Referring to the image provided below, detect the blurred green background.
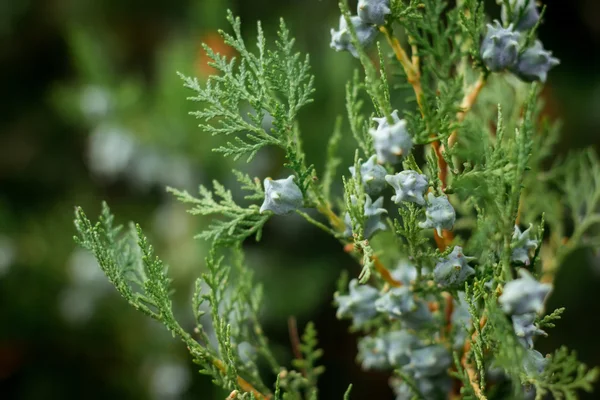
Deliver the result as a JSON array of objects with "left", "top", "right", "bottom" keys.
[{"left": 1, "top": 0, "right": 600, "bottom": 399}]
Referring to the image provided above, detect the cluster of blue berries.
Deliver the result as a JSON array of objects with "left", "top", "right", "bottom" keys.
[
  {"left": 511, "top": 224, "right": 539, "bottom": 266},
  {"left": 259, "top": 175, "right": 303, "bottom": 215},
  {"left": 336, "top": 261, "right": 471, "bottom": 399},
  {"left": 330, "top": 0, "right": 391, "bottom": 57},
  {"left": 499, "top": 268, "right": 552, "bottom": 395},
  {"left": 343, "top": 110, "right": 463, "bottom": 255},
  {"left": 481, "top": 1, "right": 559, "bottom": 82}
]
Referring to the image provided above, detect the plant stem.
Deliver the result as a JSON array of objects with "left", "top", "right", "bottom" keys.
[
  {"left": 343, "top": 243, "right": 403, "bottom": 287},
  {"left": 373, "top": 254, "right": 402, "bottom": 287},
  {"left": 461, "top": 316, "right": 488, "bottom": 400},
  {"left": 296, "top": 210, "right": 337, "bottom": 236},
  {"left": 213, "top": 359, "right": 271, "bottom": 400},
  {"left": 287, "top": 316, "right": 306, "bottom": 377},
  {"left": 380, "top": 26, "right": 423, "bottom": 109},
  {"left": 447, "top": 74, "right": 487, "bottom": 149}
]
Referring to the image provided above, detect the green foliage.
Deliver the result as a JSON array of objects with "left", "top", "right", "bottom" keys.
[
  {"left": 167, "top": 179, "right": 270, "bottom": 247},
  {"left": 179, "top": 10, "right": 315, "bottom": 191},
  {"left": 74, "top": 2, "right": 600, "bottom": 400},
  {"left": 538, "top": 307, "right": 565, "bottom": 330},
  {"left": 290, "top": 322, "right": 325, "bottom": 400},
  {"left": 557, "top": 150, "right": 600, "bottom": 252},
  {"left": 530, "top": 347, "right": 599, "bottom": 399}
]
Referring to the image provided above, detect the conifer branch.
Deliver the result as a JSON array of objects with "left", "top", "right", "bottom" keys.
[
  {"left": 72, "top": 3, "right": 598, "bottom": 400},
  {"left": 381, "top": 25, "right": 455, "bottom": 251}
]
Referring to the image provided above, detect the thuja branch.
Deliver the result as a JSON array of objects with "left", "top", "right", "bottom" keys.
[{"left": 73, "top": 2, "right": 599, "bottom": 400}]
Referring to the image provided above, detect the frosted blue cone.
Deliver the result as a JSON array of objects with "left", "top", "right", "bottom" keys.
[
  {"left": 349, "top": 155, "right": 388, "bottom": 196},
  {"left": 501, "top": 0, "right": 540, "bottom": 32},
  {"left": 335, "top": 279, "right": 380, "bottom": 327},
  {"left": 418, "top": 192, "right": 456, "bottom": 236},
  {"left": 511, "top": 224, "right": 539, "bottom": 265},
  {"left": 260, "top": 175, "right": 303, "bottom": 215},
  {"left": 375, "top": 286, "right": 433, "bottom": 329},
  {"left": 343, "top": 195, "right": 387, "bottom": 239},
  {"left": 357, "top": 0, "right": 391, "bottom": 26},
  {"left": 512, "top": 312, "right": 546, "bottom": 349},
  {"left": 390, "top": 260, "right": 418, "bottom": 286},
  {"left": 404, "top": 344, "right": 452, "bottom": 378},
  {"left": 433, "top": 246, "right": 475, "bottom": 288},
  {"left": 499, "top": 269, "right": 552, "bottom": 315},
  {"left": 330, "top": 15, "right": 378, "bottom": 58},
  {"left": 481, "top": 21, "right": 520, "bottom": 72},
  {"left": 511, "top": 40, "right": 560, "bottom": 83},
  {"left": 385, "top": 170, "right": 429, "bottom": 206},
  {"left": 357, "top": 335, "right": 390, "bottom": 370},
  {"left": 370, "top": 111, "right": 413, "bottom": 164},
  {"left": 384, "top": 330, "right": 422, "bottom": 367}
]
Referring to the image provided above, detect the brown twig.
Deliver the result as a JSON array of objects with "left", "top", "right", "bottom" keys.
[
  {"left": 213, "top": 359, "right": 270, "bottom": 400},
  {"left": 343, "top": 244, "right": 403, "bottom": 287},
  {"left": 433, "top": 218, "right": 454, "bottom": 250},
  {"left": 380, "top": 26, "right": 423, "bottom": 108},
  {"left": 373, "top": 254, "right": 403, "bottom": 287},
  {"left": 317, "top": 203, "right": 346, "bottom": 233},
  {"left": 447, "top": 75, "right": 487, "bottom": 149},
  {"left": 459, "top": 316, "right": 488, "bottom": 400},
  {"left": 287, "top": 316, "right": 306, "bottom": 377}
]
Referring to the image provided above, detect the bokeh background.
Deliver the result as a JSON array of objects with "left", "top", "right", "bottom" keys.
[{"left": 1, "top": 0, "right": 600, "bottom": 399}]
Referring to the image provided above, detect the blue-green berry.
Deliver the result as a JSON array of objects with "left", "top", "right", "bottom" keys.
[
  {"left": 335, "top": 279, "right": 379, "bottom": 327},
  {"left": 375, "top": 287, "right": 433, "bottom": 329},
  {"left": 370, "top": 111, "right": 413, "bottom": 164},
  {"left": 349, "top": 155, "right": 388, "bottom": 196},
  {"left": 357, "top": 0, "right": 390, "bottom": 26},
  {"left": 512, "top": 313, "right": 546, "bottom": 349},
  {"left": 375, "top": 287, "right": 417, "bottom": 316},
  {"left": 390, "top": 260, "right": 417, "bottom": 286},
  {"left": 344, "top": 195, "right": 388, "bottom": 239},
  {"left": 385, "top": 170, "right": 429, "bottom": 206},
  {"left": 404, "top": 345, "right": 452, "bottom": 379},
  {"left": 511, "top": 40, "right": 560, "bottom": 83},
  {"left": 433, "top": 246, "right": 475, "bottom": 288},
  {"left": 511, "top": 224, "right": 539, "bottom": 265},
  {"left": 418, "top": 193, "right": 456, "bottom": 236},
  {"left": 330, "top": 15, "right": 378, "bottom": 58},
  {"left": 499, "top": 269, "right": 552, "bottom": 315},
  {"left": 480, "top": 21, "right": 521, "bottom": 72},
  {"left": 501, "top": 0, "right": 540, "bottom": 32},
  {"left": 523, "top": 349, "right": 548, "bottom": 376},
  {"left": 260, "top": 176, "right": 303, "bottom": 215},
  {"left": 357, "top": 335, "right": 390, "bottom": 370},
  {"left": 385, "top": 330, "right": 422, "bottom": 367}
]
